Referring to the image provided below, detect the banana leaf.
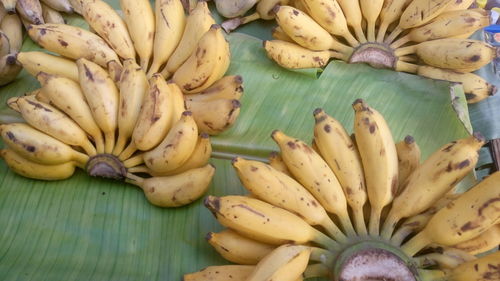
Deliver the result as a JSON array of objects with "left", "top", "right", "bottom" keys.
[{"left": 0, "top": 8, "right": 486, "bottom": 281}]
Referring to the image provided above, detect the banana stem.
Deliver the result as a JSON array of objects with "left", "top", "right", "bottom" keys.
[
  {"left": 339, "top": 210, "right": 357, "bottom": 237},
  {"left": 127, "top": 165, "right": 149, "bottom": 174},
  {"left": 321, "top": 217, "right": 348, "bottom": 243},
  {"left": 401, "top": 231, "right": 431, "bottom": 257},
  {"left": 74, "top": 161, "right": 86, "bottom": 170},
  {"left": 398, "top": 55, "right": 417, "bottom": 63},
  {"left": 159, "top": 66, "right": 171, "bottom": 79},
  {"left": 92, "top": 132, "right": 105, "bottom": 154},
  {"left": 367, "top": 21, "right": 376, "bottom": 42},
  {"left": 140, "top": 57, "right": 150, "bottom": 72},
  {"left": 418, "top": 269, "right": 446, "bottom": 281},
  {"left": 395, "top": 61, "right": 418, "bottom": 74},
  {"left": 104, "top": 131, "right": 115, "bottom": 154},
  {"left": 343, "top": 31, "right": 360, "bottom": 47},
  {"left": 330, "top": 39, "right": 354, "bottom": 57},
  {"left": 125, "top": 172, "right": 145, "bottom": 187},
  {"left": 310, "top": 247, "right": 335, "bottom": 266},
  {"left": 384, "top": 26, "right": 404, "bottom": 44},
  {"left": 312, "top": 229, "right": 341, "bottom": 253},
  {"left": 329, "top": 50, "right": 349, "bottom": 61},
  {"left": 390, "top": 226, "right": 413, "bottom": 246},
  {"left": 394, "top": 45, "right": 417, "bottom": 57},
  {"left": 303, "top": 263, "right": 330, "bottom": 279},
  {"left": 376, "top": 22, "right": 390, "bottom": 43},
  {"left": 353, "top": 25, "right": 367, "bottom": 43},
  {"left": 81, "top": 140, "right": 97, "bottom": 156},
  {"left": 390, "top": 34, "right": 411, "bottom": 49},
  {"left": 380, "top": 211, "right": 399, "bottom": 240},
  {"left": 123, "top": 153, "right": 144, "bottom": 168},
  {"left": 72, "top": 151, "right": 90, "bottom": 167},
  {"left": 112, "top": 133, "right": 128, "bottom": 156},
  {"left": 368, "top": 207, "right": 382, "bottom": 236},
  {"left": 352, "top": 207, "right": 368, "bottom": 236},
  {"left": 119, "top": 142, "right": 137, "bottom": 161},
  {"left": 221, "top": 12, "right": 261, "bottom": 33}
]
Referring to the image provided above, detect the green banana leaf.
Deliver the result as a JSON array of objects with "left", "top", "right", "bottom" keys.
[{"left": 0, "top": 6, "right": 491, "bottom": 281}]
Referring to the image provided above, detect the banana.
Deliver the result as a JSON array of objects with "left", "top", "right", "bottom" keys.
[
  {"left": 415, "top": 247, "right": 476, "bottom": 269},
  {"left": 313, "top": 108, "right": 367, "bottom": 235},
  {"left": 41, "top": 3, "right": 65, "bottom": 24},
  {"left": 119, "top": 0, "right": 154, "bottom": 69},
  {"left": 268, "top": 151, "right": 291, "bottom": 176},
  {"left": 352, "top": 99, "right": 398, "bottom": 236},
  {"left": 1, "top": 0, "right": 17, "bottom": 13},
  {"left": 81, "top": 0, "right": 134, "bottom": 60},
  {"left": 1, "top": 13, "right": 22, "bottom": 52},
  {"left": 382, "top": 133, "right": 485, "bottom": 239},
  {"left": 206, "top": 229, "right": 275, "bottom": 265},
  {"left": 15, "top": 96, "right": 96, "bottom": 155},
  {"left": 232, "top": 157, "right": 348, "bottom": 242},
  {"left": 452, "top": 224, "right": 500, "bottom": 255},
  {"left": 417, "top": 65, "right": 497, "bottom": 104},
  {"left": 445, "top": 251, "right": 500, "bottom": 281},
  {"left": 76, "top": 58, "right": 118, "bottom": 154},
  {"left": 112, "top": 59, "right": 147, "bottom": 156},
  {"left": 336, "top": 0, "right": 366, "bottom": 42},
  {"left": 399, "top": 0, "right": 455, "bottom": 29},
  {"left": 271, "top": 130, "right": 356, "bottom": 237},
  {"left": 126, "top": 164, "right": 215, "bottom": 207},
  {"left": 16, "top": 51, "right": 79, "bottom": 81},
  {"left": 401, "top": 171, "right": 500, "bottom": 256},
  {"left": 0, "top": 123, "right": 88, "bottom": 165},
  {"left": 167, "top": 81, "right": 187, "bottom": 123},
  {"left": 148, "top": 0, "right": 186, "bottom": 75},
  {"left": 263, "top": 40, "right": 342, "bottom": 69},
  {"left": 246, "top": 244, "right": 311, "bottom": 281},
  {"left": 162, "top": 1, "right": 215, "bottom": 78},
  {"left": 185, "top": 98, "right": 241, "bottom": 135},
  {"left": 300, "top": 0, "right": 358, "bottom": 47},
  {"left": 446, "top": 0, "right": 475, "bottom": 11},
  {"left": 214, "top": 0, "right": 258, "bottom": 18},
  {"left": 40, "top": 0, "right": 72, "bottom": 13},
  {"left": 184, "top": 265, "right": 255, "bottom": 281},
  {"left": 143, "top": 111, "right": 198, "bottom": 174},
  {"left": 377, "top": 0, "right": 413, "bottom": 42},
  {"left": 0, "top": 148, "right": 77, "bottom": 180},
  {"left": 271, "top": 26, "right": 293, "bottom": 42},
  {"left": 184, "top": 75, "right": 243, "bottom": 103},
  {"left": 359, "top": 0, "right": 384, "bottom": 42},
  {"left": 36, "top": 72, "right": 105, "bottom": 154},
  {"left": 0, "top": 53, "right": 21, "bottom": 86},
  {"left": 395, "top": 135, "right": 421, "bottom": 188},
  {"left": 204, "top": 195, "right": 338, "bottom": 249},
  {"left": 220, "top": 0, "right": 289, "bottom": 33},
  {"left": 274, "top": 5, "right": 352, "bottom": 54},
  {"left": 16, "top": 0, "right": 43, "bottom": 24},
  {"left": 391, "top": 9, "right": 491, "bottom": 49},
  {"left": 27, "top": 23, "right": 120, "bottom": 67}
]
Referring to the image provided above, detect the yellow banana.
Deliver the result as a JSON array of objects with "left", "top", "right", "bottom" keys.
[
  {"left": 162, "top": 1, "right": 215, "bottom": 78},
  {"left": 336, "top": 0, "right": 366, "bottom": 42},
  {"left": 382, "top": 133, "right": 485, "bottom": 239},
  {"left": 185, "top": 98, "right": 241, "bottom": 135},
  {"left": 359, "top": 0, "right": 384, "bottom": 42},
  {"left": 204, "top": 195, "right": 338, "bottom": 249},
  {"left": 143, "top": 111, "right": 198, "bottom": 173},
  {"left": 0, "top": 53, "right": 21, "bottom": 86},
  {"left": 271, "top": 26, "right": 293, "bottom": 43},
  {"left": 148, "top": 0, "right": 186, "bottom": 75},
  {"left": 313, "top": 108, "right": 367, "bottom": 235},
  {"left": 1, "top": 149, "right": 77, "bottom": 180},
  {"left": 267, "top": 151, "right": 291, "bottom": 176},
  {"left": 377, "top": 0, "right": 413, "bottom": 42},
  {"left": 214, "top": 0, "right": 259, "bottom": 18},
  {"left": 76, "top": 58, "right": 118, "bottom": 154},
  {"left": 206, "top": 229, "right": 275, "bottom": 265},
  {"left": 271, "top": 130, "right": 356, "bottom": 237},
  {"left": 352, "top": 99, "right": 398, "bottom": 236},
  {"left": 452, "top": 224, "right": 500, "bottom": 255},
  {"left": 1, "top": 13, "right": 22, "bottom": 52},
  {"left": 37, "top": 72, "right": 105, "bottom": 154},
  {"left": 417, "top": 65, "right": 497, "bottom": 104},
  {"left": 184, "top": 265, "right": 255, "bottom": 281},
  {"left": 415, "top": 247, "right": 476, "bottom": 269},
  {"left": 126, "top": 164, "right": 215, "bottom": 207},
  {"left": 41, "top": 3, "right": 65, "bottom": 24},
  {"left": 16, "top": 51, "right": 79, "bottom": 81},
  {"left": 0, "top": 123, "right": 88, "bottom": 165},
  {"left": 16, "top": 96, "right": 96, "bottom": 155},
  {"left": 184, "top": 75, "right": 243, "bottom": 103},
  {"left": 119, "top": 0, "right": 155, "bottom": 69},
  {"left": 445, "top": 251, "right": 500, "bottom": 281},
  {"left": 446, "top": 0, "right": 475, "bottom": 11},
  {"left": 232, "top": 157, "right": 348, "bottom": 242},
  {"left": 395, "top": 135, "right": 421, "bottom": 188},
  {"left": 246, "top": 244, "right": 311, "bottom": 281},
  {"left": 166, "top": 81, "right": 186, "bottom": 123},
  {"left": 1, "top": 0, "right": 17, "bottom": 13},
  {"left": 16, "top": 0, "right": 43, "bottom": 24},
  {"left": 402, "top": 171, "right": 500, "bottom": 256},
  {"left": 399, "top": 0, "right": 455, "bottom": 29},
  {"left": 27, "top": 23, "right": 120, "bottom": 67},
  {"left": 40, "top": 0, "right": 72, "bottom": 12},
  {"left": 113, "top": 59, "right": 147, "bottom": 156}
]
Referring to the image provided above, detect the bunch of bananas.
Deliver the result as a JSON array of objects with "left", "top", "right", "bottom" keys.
[
  {"left": 15, "top": 0, "right": 242, "bottom": 134},
  {"left": 222, "top": 0, "right": 497, "bottom": 104},
  {"left": 185, "top": 99, "right": 499, "bottom": 280}
]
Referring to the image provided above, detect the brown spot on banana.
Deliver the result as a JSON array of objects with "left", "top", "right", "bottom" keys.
[
  {"left": 26, "top": 100, "right": 52, "bottom": 112},
  {"left": 83, "top": 64, "right": 94, "bottom": 81},
  {"left": 460, "top": 221, "right": 480, "bottom": 231},
  {"left": 468, "top": 55, "right": 481, "bottom": 62},
  {"left": 478, "top": 197, "right": 500, "bottom": 216},
  {"left": 58, "top": 39, "right": 68, "bottom": 47}
]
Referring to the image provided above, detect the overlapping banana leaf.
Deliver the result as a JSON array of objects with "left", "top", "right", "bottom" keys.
[{"left": 0, "top": 7, "right": 493, "bottom": 280}]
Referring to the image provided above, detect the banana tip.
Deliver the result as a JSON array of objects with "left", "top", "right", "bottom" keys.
[
  {"left": 268, "top": 151, "right": 279, "bottom": 158},
  {"left": 182, "top": 111, "right": 193, "bottom": 116},
  {"left": 231, "top": 157, "right": 239, "bottom": 166},
  {"left": 271, "top": 129, "right": 281, "bottom": 140},
  {"left": 203, "top": 195, "right": 220, "bottom": 214},
  {"left": 490, "top": 85, "right": 497, "bottom": 96},
  {"left": 231, "top": 99, "right": 241, "bottom": 108},
  {"left": 205, "top": 232, "right": 213, "bottom": 241},
  {"left": 272, "top": 4, "right": 281, "bottom": 14},
  {"left": 200, "top": 132, "right": 209, "bottom": 139},
  {"left": 234, "top": 75, "right": 243, "bottom": 84},
  {"left": 352, "top": 99, "right": 368, "bottom": 111},
  {"left": 262, "top": 40, "right": 268, "bottom": 48},
  {"left": 6, "top": 54, "right": 17, "bottom": 66},
  {"left": 404, "top": 135, "right": 415, "bottom": 145},
  {"left": 473, "top": 132, "right": 485, "bottom": 143}
]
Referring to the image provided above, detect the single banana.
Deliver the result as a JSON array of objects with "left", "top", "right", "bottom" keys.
[
  {"left": 16, "top": 51, "right": 79, "bottom": 81},
  {"left": 184, "top": 265, "right": 255, "bottom": 281},
  {"left": 112, "top": 59, "right": 147, "bottom": 156},
  {"left": 185, "top": 98, "right": 241, "bottom": 135},
  {"left": 126, "top": 164, "right": 215, "bottom": 208},
  {"left": 1, "top": 13, "right": 22, "bottom": 52},
  {"left": 246, "top": 244, "right": 311, "bottom": 281},
  {"left": 414, "top": 247, "right": 476, "bottom": 269},
  {"left": 395, "top": 135, "right": 421, "bottom": 188},
  {"left": 27, "top": 23, "right": 120, "bottom": 67},
  {"left": 313, "top": 108, "right": 368, "bottom": 235},
  {"left": 1, "top": 149, "right": 77, "bottom": 180},
  {"left": 16, "top": 0, "right": 43, "bottom": 24},
  {"left": 143, "top": 111, "right": 198, "bottom": 174},
  {"left": 376, "top": 0, "right": 413, "bottom": 42},
  {"left": 162, "top": 1, "right": 215, "bottom": 78},
  {"left": 40, "top": 0, "right": 72, "bottom": 13},
  {"left": 221, "top": 0, "right": 289, "bottom": 33},
  {"left": 1, "top": 0, "right": 17, "bottom": 13},
  {"left": 214, "top": 0, "right": 259, "bottom": 18},
  {"left": 204, "top": 195, "right": 338, "bottom": 249},
  {"left": 167, "top": 81, "right": 187, "bottom": 123},
  {"left": 148, "top": 0, "right": 186, "bottom": 75},
  {"left": 41, "top": 3, "right": 65, "bottom": 24},
  {"left": 452, "top": 224, "right": 500, "bottom": 255},
  {"left": 336, "top": 0, "right": 366, "bottom": 42},
  {"left": 36, "top": 72, "right": 105, "bottom": 154},
  {"left": 81, "top": 0, "right": 134, "bottom": 60},
  {"left": 15, "top": 96, "right": 96, "bottom": 155},
  {"left": 263, "top": 40, "right": 342, "bottom": 69},
  {"left": 445, "top": 251, "right": 500, "bottom": 281},
  {"left": 268, "top": 151, "right": 291, "bottom": 176},
  {"left": 399, "top": 0, "right": 455, "bottom": 29},
  {"left": 271, "top": 26, "right": 293, "bottom": 42},
  {"left": 300, "top": 0, "right": 358, "bottom": 47},
  {"left": 0, "top": 123, "right": 88, "bottom": 165},
  {"left": 271, "top": 130, "right": 356, "bottom": 237},
  {"left": 417, "top": 65, "right": 497, "bottom": 104},
  {"left": 77, "top": 58, "right": 118, "bottom": 154},
  {"left": 352, "top": 99, "right": 398, "bottom": 236},
  {"left": 0, "top": 53, "right": 21, "bottom": 86},
  {"left": 359, "top": 0, "right": 384, "bottom": 42},
  {"left": 232, "top": 157, "right": 348, "bottom": 242},
  {"left": 184, "top": 75, "right": 243, "bottom": 103},
  {"left": 206, "top": 229, "right": 275, "bottom": 265},
  {"left": 401, "top": 171, "right": 500, "bottom": 256},
  {"left": 382, "top": 133, "right": 485, "bottom": 239}
]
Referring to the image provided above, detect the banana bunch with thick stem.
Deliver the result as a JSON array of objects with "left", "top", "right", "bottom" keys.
[
  {"left": 1, "top": 56, "right": 217, "bottom": 208},
  {"left": 224, "top": 0, "right": 496, "bottom": 104},
  {"left": 185, "top": 99, "right": 499, "bottom": 281}
]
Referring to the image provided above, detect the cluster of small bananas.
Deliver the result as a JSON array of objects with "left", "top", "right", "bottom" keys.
[
  {"left": 185, "top": 99, "right": 499, "bottom": 281},
  {"left": 221, "top": 0, "right": 497, "bottom": 104}
]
